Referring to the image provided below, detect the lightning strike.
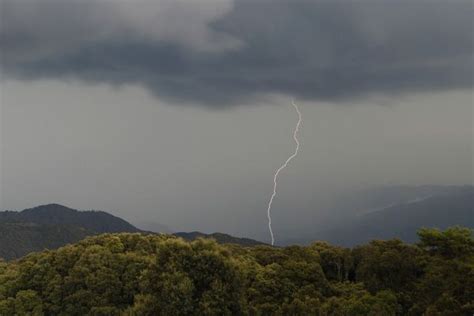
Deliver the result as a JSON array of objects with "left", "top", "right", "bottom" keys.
[{"left": 266, "top": 100, "right": 302, "bottom": 246}]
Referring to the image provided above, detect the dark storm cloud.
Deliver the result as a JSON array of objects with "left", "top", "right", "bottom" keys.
[{"left": 1, "top": 0, "right": 472, "bottom": 106}]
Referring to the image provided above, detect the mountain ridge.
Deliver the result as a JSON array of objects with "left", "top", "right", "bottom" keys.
[
  {"left": 0, "top": 204, "right": 265, "bottom": 260},
  {"left": 1, "top": 203, "right": 140, "bottom": 233},
  {"left": 283, "top": 187, "right": 474, "bottom": 246}
]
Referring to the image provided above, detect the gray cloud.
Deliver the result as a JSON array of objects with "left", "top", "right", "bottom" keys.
[{"left": 1, "top": 0, "right": 473, "bottom": 106}]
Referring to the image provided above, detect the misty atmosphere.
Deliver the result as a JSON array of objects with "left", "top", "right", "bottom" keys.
[{"left": 0, "top": 0, "right": 473, "bottom": 315}]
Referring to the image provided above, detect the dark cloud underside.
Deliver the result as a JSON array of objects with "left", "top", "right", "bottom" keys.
[{"left": 1, "top": 0, "right": 473, "bottom": 106}]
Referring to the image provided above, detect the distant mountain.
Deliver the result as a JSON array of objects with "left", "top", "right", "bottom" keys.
[
  {"left": 174, "top": 231, "right": 266, "bottom": 247},
  {"left": 323, "top": 185, "right": 472, "bottom": 219},
  {"left": 0, "top": 204, "right": 140, "bottom": 233},
  {"left": 0, "top": 204, "right": 265, "bottom": 260},
  {"left": 294, "top": 187, "right": 474, "bottom": 247},
  {"left": 276, "top": 185, "right": 473, "bottom": 243},
  {"left": 0, "top": 204, "right": 141, "bottom": 260},
  {"left": 0, "top": 222, "right": 92, "bottom": 261},
  {"left": 8, "top": 186, "right": 470, "bottom": 258}
]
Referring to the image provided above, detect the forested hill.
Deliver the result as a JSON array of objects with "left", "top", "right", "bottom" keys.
[
  {"left": 0, "top": 204, "right": 140, "bottom": 233},
  {"left": 0, "top": 227, "right": 472, "bottom": 315},
  {"left": 0, "top": 204, "right": 141, "bottom": 260},
  {"left": 0, "top": 204, "right": 265, "bottom": 260},
  {"left": 0, "top": 222, "right": 91, "bottom": 261}
]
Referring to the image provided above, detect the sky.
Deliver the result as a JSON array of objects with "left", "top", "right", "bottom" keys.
[{"left": 1, "top": 0, "right": 473, "bottom": 242}]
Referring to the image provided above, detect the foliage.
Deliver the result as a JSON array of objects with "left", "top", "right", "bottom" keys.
[{"left": 0, "top": 227, "right": 472, "bottom": 315}]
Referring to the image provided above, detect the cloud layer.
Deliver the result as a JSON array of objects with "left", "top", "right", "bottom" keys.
[{"left": 2, "top": 0, "right": 472, "bottom": 106}]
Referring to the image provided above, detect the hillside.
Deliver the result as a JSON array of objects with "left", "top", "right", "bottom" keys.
[
  {"left": 0, "top": 222, "right": 91, "bottom": 260},
  {"left": 0, "top": 204, "right": 141, "bottom": 260},
  {"left": 0, "top": 204, "right": 140, "bottom": 233},
  {"left": 0, "top": 227, "right": 472, "bottom": 315},
  {"left": 302, "top": 188, "right": 474, "bottom": 246},
  {"left": 336, "top": 185, "right": 471, "bottom": 216},
  {"left": 0, "top": 204, "right": 265, "bottom": 260}
]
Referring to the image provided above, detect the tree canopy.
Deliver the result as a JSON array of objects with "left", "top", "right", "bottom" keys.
[{"left": 0, "top": 227, "right": 472, "bottom": 315}]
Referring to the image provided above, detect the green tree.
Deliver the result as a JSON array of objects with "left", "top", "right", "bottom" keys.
[
  {"left": 311, "top": 242, "right": 353, "bottom": 282},
  {"left": 14, "top": 290, "right": 44, "bottom": 315},
  {"left": 418, "top": 226, "right": 474, "bottom": 259},
  {"left": 353, "top": 239, "right": 423, "bottom": 293},
  {"left": 0, "top": 227, "right": 472, "bottom": 315}
]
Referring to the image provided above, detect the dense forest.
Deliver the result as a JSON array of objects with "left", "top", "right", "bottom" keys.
[{"left": 0, "top": 227, "right": 472, "bottom": 315}]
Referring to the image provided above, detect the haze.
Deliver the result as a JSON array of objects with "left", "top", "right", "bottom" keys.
[{"left": 1, "top": 0, "right": 472, "bottom": 243}]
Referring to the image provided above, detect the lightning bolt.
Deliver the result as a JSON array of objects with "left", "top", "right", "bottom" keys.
[{"left": 266, "top": 100, "right": 302, "bottom": 246}]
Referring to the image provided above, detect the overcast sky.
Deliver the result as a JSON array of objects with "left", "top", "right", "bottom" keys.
[{"left": 1, "top": 0, "right": 473, "bottom": 241}]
